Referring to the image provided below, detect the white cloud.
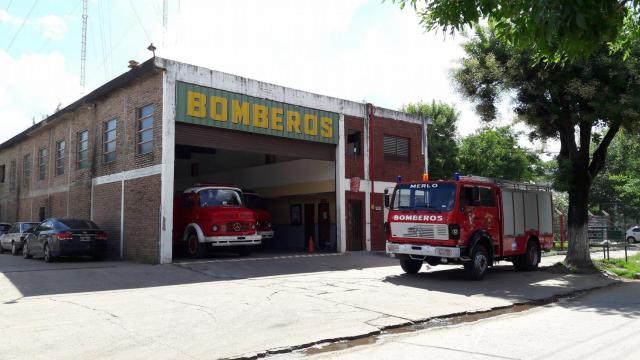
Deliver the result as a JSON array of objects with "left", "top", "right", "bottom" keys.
[
  {"left": 0, "top": 9, "right": 22, "bottom": 25},
  {"left": 36, "top": 15, "right": 69, "bottom": 40},
  {"left": 0, "top": 50, "right": 82, "bottom": 143}
]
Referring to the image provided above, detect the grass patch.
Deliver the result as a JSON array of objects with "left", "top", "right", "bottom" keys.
[{"left": 595, "top": 254, "right": 640, "bottom": 279}]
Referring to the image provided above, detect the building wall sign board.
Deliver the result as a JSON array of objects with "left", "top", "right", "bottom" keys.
[{"left": 176, "top": 81, "right": 338, "bottom": 144}]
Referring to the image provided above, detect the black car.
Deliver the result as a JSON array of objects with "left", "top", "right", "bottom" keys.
[{"left": 23, "top": 218, "right": 108, "bottom": 262}]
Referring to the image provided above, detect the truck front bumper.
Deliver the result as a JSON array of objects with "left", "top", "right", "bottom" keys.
[
  {"left": 386, "top": 241, "right": 461, "bottom": 258},
  {"left": 204, "top": 234, "right": 262, "bottom": 247}
]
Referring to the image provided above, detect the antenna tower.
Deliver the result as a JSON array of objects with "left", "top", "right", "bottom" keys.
[{"left": 81, "top": 0, "right": 88, "bottom": 90}]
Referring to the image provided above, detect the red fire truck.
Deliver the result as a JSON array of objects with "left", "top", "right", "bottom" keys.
[
  {"left": 173, "top": 185, "right": 261, "bottom": 258},
  {"left": 385, "top": 175, "right": 553, "bottom": 280}
]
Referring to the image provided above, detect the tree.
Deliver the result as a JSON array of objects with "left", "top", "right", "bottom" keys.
[
  {"left": 453, "top": 28, "right": 640, "bottom": 269},
  {"left": 403, "top": 101, "right": 459, "bottom": 181},
  {"left": 458, "top": 126, "right": 542, "bottom": 182},
  {"left": 392, "top": 0, "right": 640, "bottom": 62},
  {"left": 590, "top": 130, "right": 640, "bottom": 222}
]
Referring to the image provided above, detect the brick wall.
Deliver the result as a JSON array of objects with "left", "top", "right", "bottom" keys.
[
  {"left": 0, "top": 69, "right": 163, "bottom": 263},
  {"left": 92, "top": 182, "right": 122, "bottom": 258},
  {"left": 370, "top": 116, "right": 424, "bottom": 183},
  {"left": 123, "top": 175, "right": 161, "bottom": 263}
]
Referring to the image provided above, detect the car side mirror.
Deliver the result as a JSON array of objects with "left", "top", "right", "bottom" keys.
[{"left": 383, "top": 190, "right": 390, "bottom": 208}]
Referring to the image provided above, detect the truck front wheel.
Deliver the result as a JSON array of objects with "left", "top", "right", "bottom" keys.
[
  {"left": 187, "top": 233, "right": 206, "bottom": 259},
  {"left": 464, "top": 244, "right": 489, "bottom": 280},
  {"left": 513, "top": 240, "right": 540, "bottom": 271},
  {"left": 400, "top": 257, "right": 423, "bottom": 274}
]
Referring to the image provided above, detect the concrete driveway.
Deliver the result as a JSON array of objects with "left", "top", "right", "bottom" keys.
[{"left": 0, "top": 251, "right": 623, "bottom": 359}]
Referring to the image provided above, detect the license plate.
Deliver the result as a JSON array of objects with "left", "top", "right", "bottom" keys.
[
  {"left": 436, "top": 248, "right": 453, "bottom": 256},
  {"left": 80, "top": 236, "right": 91, "bottom": 242}
]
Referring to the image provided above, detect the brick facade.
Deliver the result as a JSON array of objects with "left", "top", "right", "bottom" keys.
[{"left": 0, "top": 67, "right": 164, "bottom": 263}]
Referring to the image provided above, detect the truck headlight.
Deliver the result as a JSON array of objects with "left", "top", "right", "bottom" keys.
[{"left": 211, "top": 224, "right": 219, "bottom": 232}]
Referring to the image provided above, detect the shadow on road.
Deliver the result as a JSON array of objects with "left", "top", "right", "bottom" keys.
[{"left": 0, "top": 251, "right": 397, "bottom": 300}]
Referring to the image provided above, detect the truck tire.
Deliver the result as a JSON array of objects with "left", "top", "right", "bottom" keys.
[
  {"left": 464, "top": 244, "right": 489, "bottom": 280},
  {"left": 513, "top": 240, "right": 540, "bottom": 271},
  {"left": 187, "top": 233, "right": 206, "bottom": 259},
  {"left": 400, "top": 257, "right": 423, "bottom": 274}
]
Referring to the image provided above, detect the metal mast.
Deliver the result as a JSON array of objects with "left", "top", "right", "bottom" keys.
[
  {"left": 162, "top": 0, "right": 168, "bottom": 48},
  {"left": 80, "top": 0, "right": 88, "bottom": 91}
]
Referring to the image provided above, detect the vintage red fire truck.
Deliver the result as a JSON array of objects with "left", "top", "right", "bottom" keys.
[
  {"left": 385, "top": 175, "right": 553, "bottom": 280},
  {"left": 173, "top": 185, "right": 261, "bottom": 258},
  {"left": 242, "top": 190, "right": 275, "bottom": 240}
]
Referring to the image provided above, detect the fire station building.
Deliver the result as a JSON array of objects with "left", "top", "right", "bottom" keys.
[{"left": 0, "top": 57, "right": 430, "bottom": 264}]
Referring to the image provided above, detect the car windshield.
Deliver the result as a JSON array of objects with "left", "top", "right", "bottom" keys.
[
  {"left": 198, "top": 189, "right": 242, "bottom": 207},
  {"left": 243, "top": 194, "right": 265, "bottom": 210},
  {"left": 58, "top": 219, "right": 100, "bottom": 230},
  {"left": 392, "top": 183, "right": 457, "bottom": 211},
  {"left": 0, "top": 224, "right": 10, "bottom": 234},
  {"left": 20, "top": 223, "right": 38, "bottom": 232}
]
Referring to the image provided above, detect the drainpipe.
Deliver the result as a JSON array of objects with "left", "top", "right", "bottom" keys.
[{"left": 367, "top": 103, "right": 375, "bottom": 194}]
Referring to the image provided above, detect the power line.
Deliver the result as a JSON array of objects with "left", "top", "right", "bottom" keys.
[
  {"left": 129, "top": 0, "right": 151, "bottom": 43},
  {"left": 5, "top": 0, "right": 40, "bottom": 52},
  {"left": 5, "top": 0, "right": 14, "bottom": 12}
]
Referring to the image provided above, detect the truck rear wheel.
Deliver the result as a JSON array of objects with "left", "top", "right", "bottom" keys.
[
  {"left": 464, "top": 244, "right": 489, "bottom": 280},
  {"left": 187, "top": 233, "right": 206, "bottom": 259},
  {"left": 513, "top": 240, "right": 540, "bottom": 271},
  {"left": 400, "top": 257, "right": 423, "bottom": 274}
]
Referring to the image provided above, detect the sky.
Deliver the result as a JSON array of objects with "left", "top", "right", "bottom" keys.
[{"left": 0, "top": 0, "right": 547, "bottom": 152}]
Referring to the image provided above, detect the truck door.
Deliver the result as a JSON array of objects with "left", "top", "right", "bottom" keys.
[{"left": 461, "top": 186, "right": 500, "bottom": 254}]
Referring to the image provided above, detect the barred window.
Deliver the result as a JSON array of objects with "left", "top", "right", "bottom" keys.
[
  {"left": 77, "top": 130, "right": 89, "bottom": 169},
  {"left": 55, "top": 140, "right": 65, "bottom": 176},
  {"left": 23, "top": 154, "right": 32, "bottom": 185},
  {"left": 137, "top": 104, "right": 154, "bottom": 155},
  {"left": 103, "top": 118, "right": 117, "bottom": 163},
  {"left": 38, "top": 148, "right": 48, "bottom": 181},
  {"left": 383, "top": 135, "right": 410, "bottom": 162}
]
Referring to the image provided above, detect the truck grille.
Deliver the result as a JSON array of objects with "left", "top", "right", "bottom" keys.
[
  {"left": 226, "top": 222, "right": 252, "bottom": 232},
  {"left": 391, "top": 223, "right": 449, "bottom": 240}
]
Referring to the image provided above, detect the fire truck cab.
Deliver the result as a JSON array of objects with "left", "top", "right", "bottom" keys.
[{"left": 385, "top": 175, "right": 553, "bottom": 280}]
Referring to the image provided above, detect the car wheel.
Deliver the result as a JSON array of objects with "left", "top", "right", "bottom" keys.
[
  {"left": 400, "top": 257, "right": 423, "bottom": 274},
  {"left": 11, "top": 242, "right": 19, "bottom": 256},
  {"left": 43, "top": 243, "right": 54, "bottom": 263},
  {"left": 464, "top": 244, "right": 489, "bottom": 280},
  {"left": 187, "top": 233, "right": 206, "bottom": 259},
  {"left": 627, "top": 236, "right": 636, "bottom": 244},
  {"left": 23, "top": 242, "right": 32, "bottom": 259}
]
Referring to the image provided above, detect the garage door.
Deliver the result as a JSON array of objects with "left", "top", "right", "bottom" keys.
[{"left": 176, "top": 123, "right": 335, "bottom": 161}]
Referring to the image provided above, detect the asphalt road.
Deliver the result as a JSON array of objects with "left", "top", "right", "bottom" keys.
[
  {"left": 292, "top": 281, "right": 640, "bottom": 360},
  {"left": 0, "top": 250, "right": 632, "bottom": 359}
]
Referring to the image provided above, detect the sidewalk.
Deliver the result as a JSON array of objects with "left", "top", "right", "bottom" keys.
[{"left": 0, "top": 251, "right": 625, "bottom": 359}]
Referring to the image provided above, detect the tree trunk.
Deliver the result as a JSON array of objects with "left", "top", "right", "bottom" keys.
[{"left": 564, "top": 171, "right": 595, "bottom": 270}]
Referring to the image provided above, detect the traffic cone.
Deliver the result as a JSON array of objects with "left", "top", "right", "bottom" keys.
[{"left": 308, "top": 236, "right": 315, "bottom": 253}]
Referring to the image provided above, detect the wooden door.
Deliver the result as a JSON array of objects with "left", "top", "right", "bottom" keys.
[{"left": 347, "top": 200, "right": 363, "bottom": 251}]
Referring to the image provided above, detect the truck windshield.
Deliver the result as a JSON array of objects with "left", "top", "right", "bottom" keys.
[
  {"left": 198, "top": 189, "right": 242, "bottom": 207},
  {"left": 392, "top": 183, "right": 456, "bottom": 211}
]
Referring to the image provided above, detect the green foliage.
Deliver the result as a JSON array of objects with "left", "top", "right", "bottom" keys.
[
  {"left": 403, "top": 101, "right": 459, "bottom": 181},
  {"left": 590, "top": 130, "right": 640, "bottom": 220},
  {"left": 391, "top": 0, "right": 640, "bottom": 62},
  {"left": 458, "top": 126, "right": 542, "bottom": 182},
  {"left": 596, "top": 253, "right": 640, "bottom": 279}
]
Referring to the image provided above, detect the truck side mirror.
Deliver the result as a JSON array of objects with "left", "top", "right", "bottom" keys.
[{"left": 383, "top": 189, "right": 390, "bottom": 208}]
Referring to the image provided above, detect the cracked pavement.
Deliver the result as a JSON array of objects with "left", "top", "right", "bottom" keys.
[{"left": 0, "top": 251, "right": 628, "bottom": 359}]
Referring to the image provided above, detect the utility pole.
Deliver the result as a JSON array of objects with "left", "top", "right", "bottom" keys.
[{"left": 80, "top": 0, "right": 88, "bottom": 91}]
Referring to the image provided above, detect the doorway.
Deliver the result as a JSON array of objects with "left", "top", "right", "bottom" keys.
[{"left": 347, "top": 200, "right": 363, "bottom": 251}]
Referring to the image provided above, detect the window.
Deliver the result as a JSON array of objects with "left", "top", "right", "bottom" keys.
[
  {"left": 198, "top": 189, "right": 241, "bottom": 207},
  {"left": 0, "top": 164, "right": 5, "bottom": 183},
  {"left": 77, "top": 130, "right": 89, "bottom": 169},
  {"left": 137, "top": 104, "right": 154, "bottom": 154},
  {"left": 347, "top": 129, "right": 361, "bottom": 156},
  {"left": 479, "top": 187, "right": 496, "bottom": 207},
  {"left": 38, "top": 148, "right": 48, "bottom": 181},
  {"left": 9, "top": 160, "right": 16, "bottom": 190},
  {"left": 383, "top": 135, "right": 410, "bottom": 161},
  {"left": 103, "top": 118, "right": 117, "bottom": 163},
  {"left": 23, "top": 154, "right": 32, "bottom": 184},
  {"left": 55, "top": 140, "right": 65, "bottom": 176}
]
